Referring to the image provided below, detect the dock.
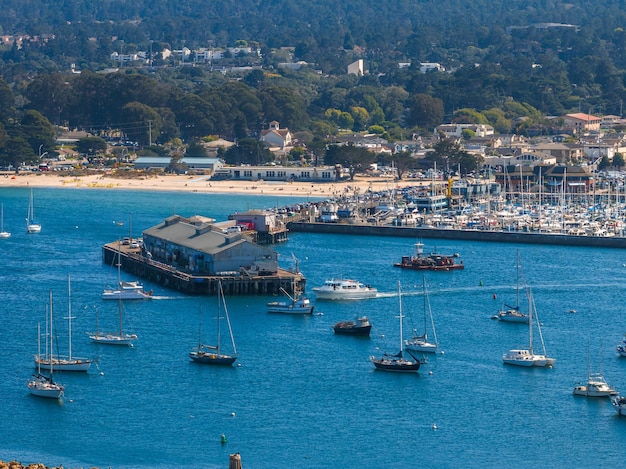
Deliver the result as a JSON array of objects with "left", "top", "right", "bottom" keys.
[{"left": 102, "top": 242, "right": 305, "bottom": 296}]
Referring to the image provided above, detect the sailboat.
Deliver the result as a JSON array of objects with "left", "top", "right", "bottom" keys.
[
  {"left": 370, "top": 281, "right": 423, "bottom": 372},
  {"left": 102, "top": 241, "right": 152, "bottom": 300},
  {"left": 502, "top": 281, "right": 555, "bottom": 367},
  {"left": 88, "top": 298, "right": 138, "bottom": 346},
  {"left": 35, "top": 275, "right": 94, "bottom": 371},
  {"left": 404, "top": 275, "right": 438, "bottom": 353},
  {"left": 494, "top": 250, "right": 529, "bottom": 323},
  {"left": 573, "top": 344, "right": 618, "bottom": 397},
  {"left": 26, "top": 187, "right": 41, "bottom": 233},
  {"left": 0, "top": 203, "right": 10, "bottom": 238},
  {"left": 189, "top": 280, "right": 238, "bottom": 365},
  {"left": 28, "top": 292, "right": 64, "bottom": 399}
]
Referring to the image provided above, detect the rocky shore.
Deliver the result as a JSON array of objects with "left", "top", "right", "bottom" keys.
[{"left": 0, "top": 462, "right": 97, "bottom": 469}]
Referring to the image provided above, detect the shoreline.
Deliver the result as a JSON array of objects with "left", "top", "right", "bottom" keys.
[{"left": 0, "top": 172, "right": 427, "bottom": 197}]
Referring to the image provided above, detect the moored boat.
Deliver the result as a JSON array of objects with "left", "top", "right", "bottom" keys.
[
  {"left": 267, "top": 286, "right": 314, "bottom": 314},
  {"left": 312, "top": 278, "right": 377, "bottom": 300},
  {"left": 333, "top": 316, "right": 371, "bottom": 336},
  {"left": 612, "top": 395, "right": 626, "bottom": 416},
  {"left": 573, "top": 373, "right": 618, "bottom": 397},
  {"left": 616, "top": 334, "right": 626, "bottom": 357},
  {"left": 394, "top": 242, "right": 463, "bottom": 271}
]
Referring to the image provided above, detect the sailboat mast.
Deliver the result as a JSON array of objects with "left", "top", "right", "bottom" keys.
[
  {"left": 398, "top": 281, "right": 403, "bottom": 353},
  {"left": 516, "top": 250, "right": 520, "bottom": 309},
  {"left": 49, "top": 290, "right": 54, "bottom": 379},
  {"left": 422, "top": 275, "right": 427, "bottom": 337},
  {"left": 222, "top": 285, "right": 237, "bottom": 355},
  {"left": 217, "top": 282, "right": 222, "bottom": 353},
  {"left": 67, "top": 274, "right": 73, "bottom": 360},
  {"left": 37, "top": 322, "right": 41, "bottom": 375}
]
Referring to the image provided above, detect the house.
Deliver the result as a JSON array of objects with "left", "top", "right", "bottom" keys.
[
  {"left": 563, "top": 113, "right": 601, "bottom": 133},
  {"left": 532, "top": 142, "right": 584, "bottom": 164},
  {"left": 347, "top": 59, "right": 364, "bottom": 76},
  {"left": 259, "top": 121, "right": 293, "bottom": 148},
  {"left": 141, "top": 214, "right": 278, "bottom": 275},
  {"left": 435, "top": 123, "right": 495, "bottom": 138}
]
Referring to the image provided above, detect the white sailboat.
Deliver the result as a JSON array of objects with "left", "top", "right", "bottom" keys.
[
  {"left": 88, "top": 298, "right": 137, "bottom": 346},
  {"left": 502, "top": 282, "right": 555, "bottom": 367},
  {"left": 35, "top": 275, "right": 94, "bottom": 371},
  {"left": 0, "top": 203, "right": 10, "bottom": 238},
  {"left": 404, "top": 275, "right": 438, "bottom": 353},
  {"left": 102, "top": 241, "right": 152, "bottom": 300},
  {"left": 494, "top": 250, "right": 529, "bottom": 323},
  {"left": 189, "top": 280, "right": 238, "bottom": 365},
  {"left": 26, "top": 187, "right": 41, "bottom": 233},
  {"left": 28, "top": 292, "right": 64, "bottom": 399}
]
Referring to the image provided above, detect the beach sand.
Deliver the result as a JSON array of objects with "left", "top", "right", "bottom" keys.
[{"left": 0, "top": 171, "right": 427, "bottom": 197}]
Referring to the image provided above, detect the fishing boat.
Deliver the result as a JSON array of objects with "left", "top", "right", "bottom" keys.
[
  {"left": 189, "top": 281, "right": 238, "bottom": 365},
  {"left": 502, "top": 279, "right": 555, "bottom": 367},
  {"left": 493, "top": 250, "right": 530, "bottom": 323},
  {"left": 333, "top": 316, "right": 371, "bottom": 336},
  {"left": 573, "top": 345, "right": 617, "bottom": 397},
  {"left": 102, "top": 242, "right": 152, "bottom": 300},
  {"left": 370, "top": 282, "right": 423, "bottom": 372},
  {"left": 35, "top": 275, "right": 94, "bottom": 372},
  {"left": 312, "top": 278, "right": 377, "bottom": 300},
  {"left": 26, "top": 187, "right": 41, "bottom": 233},
  {"left": 28, "top": 292, "right": 64, "bottom": 399},
  {"left": 88, "top": 299, "right": 137, "bottom": 346},
  {"left": 267, "top": 285, "right": 314, "bottom": 314},
  {"left": 612, "top": 395, "right": 626, "bottom": 416},
  {"left": 404, "top": 275, "right": 438, "bottom": 353},
  {"left": 393, "top": 242, "right": 464, "bottom": 271},
  {"left": 0, "top": 203, "right": 10, "bottom": 238}
]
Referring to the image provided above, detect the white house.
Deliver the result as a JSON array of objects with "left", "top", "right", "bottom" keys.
[{"left": 260, "top": 121, "right": 293, "bottom": 148}]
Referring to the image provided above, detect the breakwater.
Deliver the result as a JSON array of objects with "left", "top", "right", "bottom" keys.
[{"left": 286, "top": 221, "right": 626, "bottom": 248}]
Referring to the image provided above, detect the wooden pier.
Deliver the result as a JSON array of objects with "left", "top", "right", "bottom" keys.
[{"left": 102, "top": 243, "right": 305, "bottom": 296}]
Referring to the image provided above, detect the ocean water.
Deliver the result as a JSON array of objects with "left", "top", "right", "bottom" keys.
[{"left": 1, "top": 187, "right": 626, "bottom": 468}]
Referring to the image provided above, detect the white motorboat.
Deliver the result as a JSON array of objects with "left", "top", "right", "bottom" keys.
[
  {"left": 312, "top": 278, "right": 377, "bottom": 300},
  {"left": 612, "top": 395, "right": 626, "bottom": 416},
  {"left": 573, "top": 373, "right": 618, "bottom": 397},
  {"left": 102, "top": 242, "right": 152, "bottom": 300},
  {"left": 616, "top": 334, "right": 626, "bottom": 357}
]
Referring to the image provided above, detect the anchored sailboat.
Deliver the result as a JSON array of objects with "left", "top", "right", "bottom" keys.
[{"left": 26, "top": 187, "right": 41, "bottom": 233}]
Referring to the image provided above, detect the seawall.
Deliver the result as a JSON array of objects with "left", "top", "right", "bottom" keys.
[{"left": 286, "top": 222, "right": 626, "bottom": 248}]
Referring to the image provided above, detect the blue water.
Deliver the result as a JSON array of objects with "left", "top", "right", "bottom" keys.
[{"left": 1, "top": 187, "right": 626, "bottom": 468}]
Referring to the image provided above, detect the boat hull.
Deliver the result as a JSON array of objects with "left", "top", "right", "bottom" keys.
[
  {"left": 497, "top": 311, "right": 530, "bottom": 323},
  {"left": 0, "top": 231, "right": 10, "bottom": 238},
  {"left": 35, "top": 356, "right": 93, "bottom": 372},
  {"left": 267, "top": 300, "right": 314, "bottom": 314},
  {"left": 27, "top": 377, "right": 64, "bottom": 399},
  {"left": 102, "top": 289, "right": 152, "bottom": 300},
  {"left": 89, "top": 334, "right": 137, "bottom": 345},
  {"left": 503, "top": 350, "right": 555, "bottom": 367},
  {"left": 27, "top": 223, "right": 41, "bottom": 233},
  {"left": 313, "top": 290, "right": 377, "bottom": 300},
  {"left": 404, "top": 341, "right": 437, "bottom": 353},
  {"left": 189, "top": 351, "right": 237, "bottom": 366},
  {"left": 334, "top": 323, "right": 371, "bottom": 336},
  {"left": 370, "top": 356, "right": 421, "bottom": 372},
  {"left": 393, "top": 262, "right": 464, "bottom": 271},
  {"left": 574, "top": 385, "right": 618, "bottom": 397}
]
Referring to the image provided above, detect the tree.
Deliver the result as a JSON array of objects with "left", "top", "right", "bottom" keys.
[
  {"left": 0, "top": 136, "right": 37, "bottom": 171},
  {"left": 391, "top": 151, "right": 418, "bottom": 180},
  {"left": 223, "top": 138, "right": 273, "bottom": 165},
  {"left": 407, "top": 94, "right": 444, "bottom": 130},
  {"left": 598, "top": 155, "right": 611, "bottom": 171},
  {"left": 324, "top": 144, "right": 375, "bottom": 180},
  {"left": 75, "top": 136, "right": 107, "bottom": 156},
  {"left": 121, "top": 102, "right": 162, "bottom": 147},
  {"left": 19, "top": 110, "right": 56, "bottom": 158},
  {"left": 613, "top": 152, "right": 625, "bottom": 169}
]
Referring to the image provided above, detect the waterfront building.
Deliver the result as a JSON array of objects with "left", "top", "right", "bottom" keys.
[{"left": 141, "top": 214, "right": 278, "bottom": 276}]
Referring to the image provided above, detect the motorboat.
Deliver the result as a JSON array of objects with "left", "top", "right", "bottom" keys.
[
  {"left": 612, "top": 395, "right": 626, "bottom": 416},
  {"left": 333, "top": 316, "right": 371, "bottom": 336},
  {"left": 616, "top": 334, "right": 626, "bottom": 357},
  {"left": 394, "top": 242, "right": 464, "bottom": 271},
  {"left": 573, "top": 373, "right": 618, "bottom": 397},
  {"left": 312, "top": 278, "right": 377, "bottom": 300},
  {"left": 102, "top": 280, "right": 153, "bottom": 301}
]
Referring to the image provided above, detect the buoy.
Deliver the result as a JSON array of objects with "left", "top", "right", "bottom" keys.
[
  {"left": 479, "top": 281, "right": 483, "bottom": 286},
  {"left": 221, "top": 434, "right": 227, "bottom": 444},
  {"left": 493, "top": 293, "right": 497, "bottom": 299},
  {"left": 440, "top": 350, "right": 445, "bottom": 355},
  {"left": 428, "top": 370, "right": 433, "bottom": 375},
  {"left": 432, "top": 423, "right": 438, "bottom": 431},
  {"left": 231, "top": 412, "right": 236, "bottom": 417},
  {"left": 100, "top": 371, "right": 105, "bottom": 376}
]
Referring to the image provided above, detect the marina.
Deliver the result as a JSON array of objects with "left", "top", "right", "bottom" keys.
[{"left": 2, "top": 187, "right": 626, "bottom": 468}]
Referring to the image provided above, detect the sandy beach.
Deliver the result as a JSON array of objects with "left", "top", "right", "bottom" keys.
[{"left": 0, "top": 171, "right": 426, "bottom": 197}]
